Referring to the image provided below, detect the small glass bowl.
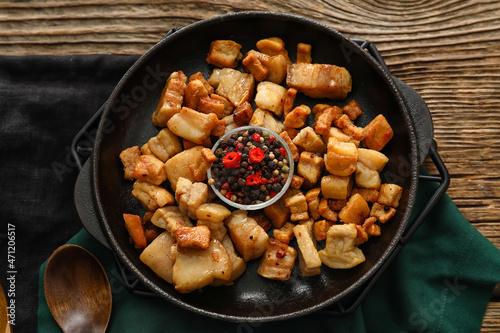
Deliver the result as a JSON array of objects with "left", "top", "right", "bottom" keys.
[{"left": 207, "top": 126, "right": 295, "bottom": 211}]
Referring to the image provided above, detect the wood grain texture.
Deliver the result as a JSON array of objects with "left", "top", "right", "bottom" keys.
[{"left": 1, "top": 0, "right": 498, "bottom": 330}]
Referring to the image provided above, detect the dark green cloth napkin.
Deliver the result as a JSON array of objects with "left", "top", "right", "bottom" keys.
[{"left": 38, "top": 175, "right": 500, "bottom": 332}]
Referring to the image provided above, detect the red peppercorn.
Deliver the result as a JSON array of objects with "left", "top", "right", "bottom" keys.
[
  {"left": 236, "top": 142, "right": 244, "bottom": 151},
  {"left": 225, "top": 191, "right": 233, "bottom": 200},
  {"left": 279, "top": 147, "right": 286, "bottom": 156},
  {"left": 269, "top": 136, "right": 275, "bottom": 143},
  {"left": 248, "top": 147, "right": 265, "bottom": 163},
  {"left": 252, "top": 133, "right": 261, "bottom": 142},
  {"left": 246, "top": 174, "right": 262, "bottom": 186},
  {"left": 222, "top": 182, "right": 230, "bottom": 190},
  {"left": 270, "top": 190, "right": 277, "bottom": 197},
  {"left": 222, "top": 152, "right": 241, "bottom": 168}
]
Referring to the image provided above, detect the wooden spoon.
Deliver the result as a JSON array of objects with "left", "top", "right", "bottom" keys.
[
  {"left": 44, "top": 245, "right": 112, "bottom": 333},
  {"left": 0, "top": 283, "right": 13, "bottom": 333}
]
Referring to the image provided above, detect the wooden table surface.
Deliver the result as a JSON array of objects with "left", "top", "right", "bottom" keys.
[{"left": 2, "top": 0, "right": 498, "bottom": 330}]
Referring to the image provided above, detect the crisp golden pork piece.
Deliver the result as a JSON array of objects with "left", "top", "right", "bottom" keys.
[
  {"left": 222, "top": 114, "right": 237, "bottom": 134},
  {"left": 370, "top": 202, "right": 396, "bottom": 223},
  {"left": 254, "top": 81, "right": 287, "bottom": 116},
  {"left": 273, "top": 222, "right": 295, "bottom": 245},
  {"left": 195, "top": 203, "right": 232, "bottom": 222},
  {"left": 296, "top": 43, "right": 312, "bottom": 64},
  {"left": 322, "top": 126, "right": 360, "bottom": 148},
  {"left": 283, "top": 87, "right": 297, "bottom": 117},
  {"left": 257, "top": 238, "right": 297, "bottom": 281},
  {"left": 286, "top": 63, "right": 352, "bottom": 100},
  {"left": 351, "top": 188, "right": 379, "bottom": 203},
  {"left": 321, "top": 174, "right": 353, "bottom": 200},
  {"left": 208, "top": 68, "right": 255, "bottom": 107},
  {"left": 338, "top": 193, "right": 370, "bottom": 225},
  {"left": 279, "top": 131, "right": 300, "bottom": 162},
  {"left": 152, "top": 71, "right": 187, "bottom": 127},
  {"left": 284, "top": 192, "right": 309, "bottom": 221},
  {"left": 210, "top": 235, "right": 247, "bottom": 286},
  {"left": 318, "top": 224, "right": 366, "bottom": 269},
  {"left": 283, "top": 105, "right": 311, "bottom": 128},
  {"left": 292, "top": 126, "right": 326, "bottom": 154},
  {"left": 210, "top": 93, "right": 234, "bottom": 117},
  {"left": 175, "top": 177, "right": 209, "bottom": 220},
  {"left": 189, "top": 71, "right": 214, "bottom": 95},
  {"left": 378, "top": 183, "right": 403, "bottom": 208},
  {"left": 196, "top": 203, "right": 232, "bottom": 242},
  {"left": 297, "top": 151, "right": 325, "bottom": 185},
  {"left": 318, "top": 197, "right": 338, "bottom": 222},
  {"left": 150, "top": 206, "right": 193, "bottom": 236},
  {"left": 305, "top": 188, "right": 321, "bottom": 220},
  {"left": 142, "top": 128, "right": 182, "bottom": 163},
  {"left": 313, "top": 219, "right": 334, "bottom": 241},
  {"left": 172, "top": 239, "right": 232, "bottom": 293},
  {"left": 357, "top": 148, "right": 389, "bottom": 172},
  {"left": 290, "top": 174, "right": 305, "bottom": 189},
  {"left": 355, "top": 161, "right": 381, "bottom": 189},
  {"left": 232, "top": 101, "right": 253, "bottom": 127},
  {"left": 314, "top": 106, "right": 341, "bottom": 136},
  {"left": 175, "top": 226, "right": 211, "bottom": 250},
  {"left": 167, "top": 107, "right": 218, "bottom": 145},
  {"left": 363, "top": 114, "right": 394, "bottom": 151},
  {"left": 293, "top": 223, "right": 321, "bottom": 271},
  {"left": 224, "top": 210, "right": 269, "bottom": 262},
  {"left": 249, "top": 108, "right": 284, "bottom": 134},
  {"left": 133, "top": 154, "right": 167, "bottom": 186},
  {"left": 263, "top": 194, "right": 291, "bottom": 229},
  {"left": 119, "top": 146, "right": 141, "bottom": 180},
  {"left": 325, "top": 137, "right": 358, "bottom": 177},
  {"left": 337, "top": 114, "right": 364, "bottom": 141},
  {"left": 242, "top": 50, "right": 269, "bottom": 81},
  {"left": 198, "top": 96, "right": 225, "bottom": 119},
  {"left": 206, "top": 40, "right": 242, "bottom": 68},
  {"left": 342, "top": 100, "right": 363, "bottom": 120},
  {"left": 256, "top": 37, "right": 290, "bottom": 61},
  {"left": 296, "top": 219, "right": 321, "bottom": 276},
  {"left": 184, "top": 79, "right": 209, "bottom": 110},
  {"left": 131, "top": 180, "right": 174, "bottom": 211},
  {"left": 164, "top": 146, "right": 210, "bottom": 190},
  {"left": 139, "top": 231, "right": 176, "bottom": 284}
]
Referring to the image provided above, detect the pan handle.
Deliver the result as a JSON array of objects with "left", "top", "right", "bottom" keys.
[
  {"left": 317, "top": 140, "right": 450, "bottom": 316},
  {"left": 74, "top": 156, "right": 111, "bottom": 249}
]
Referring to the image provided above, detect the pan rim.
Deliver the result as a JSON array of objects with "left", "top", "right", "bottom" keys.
[{"left": 92, "top": 10, "right": 419, "bottom": 322}]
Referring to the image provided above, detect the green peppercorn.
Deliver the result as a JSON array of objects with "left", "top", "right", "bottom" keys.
[
  {"left": 262, "top": 131, "right": 270, "bottom": 139},
  {"left": 215, "top": 148, "right": 224, "bottom": 156},
  {"left": 281, "top": 165, "right": 290, "bottom": 173}
]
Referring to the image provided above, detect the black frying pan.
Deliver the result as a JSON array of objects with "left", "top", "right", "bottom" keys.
[{"left": 90, "top": 11, "right": 421, "bottom": 322}]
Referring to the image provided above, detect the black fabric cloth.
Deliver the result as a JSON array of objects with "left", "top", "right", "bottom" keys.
[{"left": 0, "top": 55, "right": 139, "bottom": 332}]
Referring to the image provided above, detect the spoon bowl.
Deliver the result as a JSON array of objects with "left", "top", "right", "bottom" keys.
[{"left": 44, "top": 244, "right": 112, "bottom": 333}]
